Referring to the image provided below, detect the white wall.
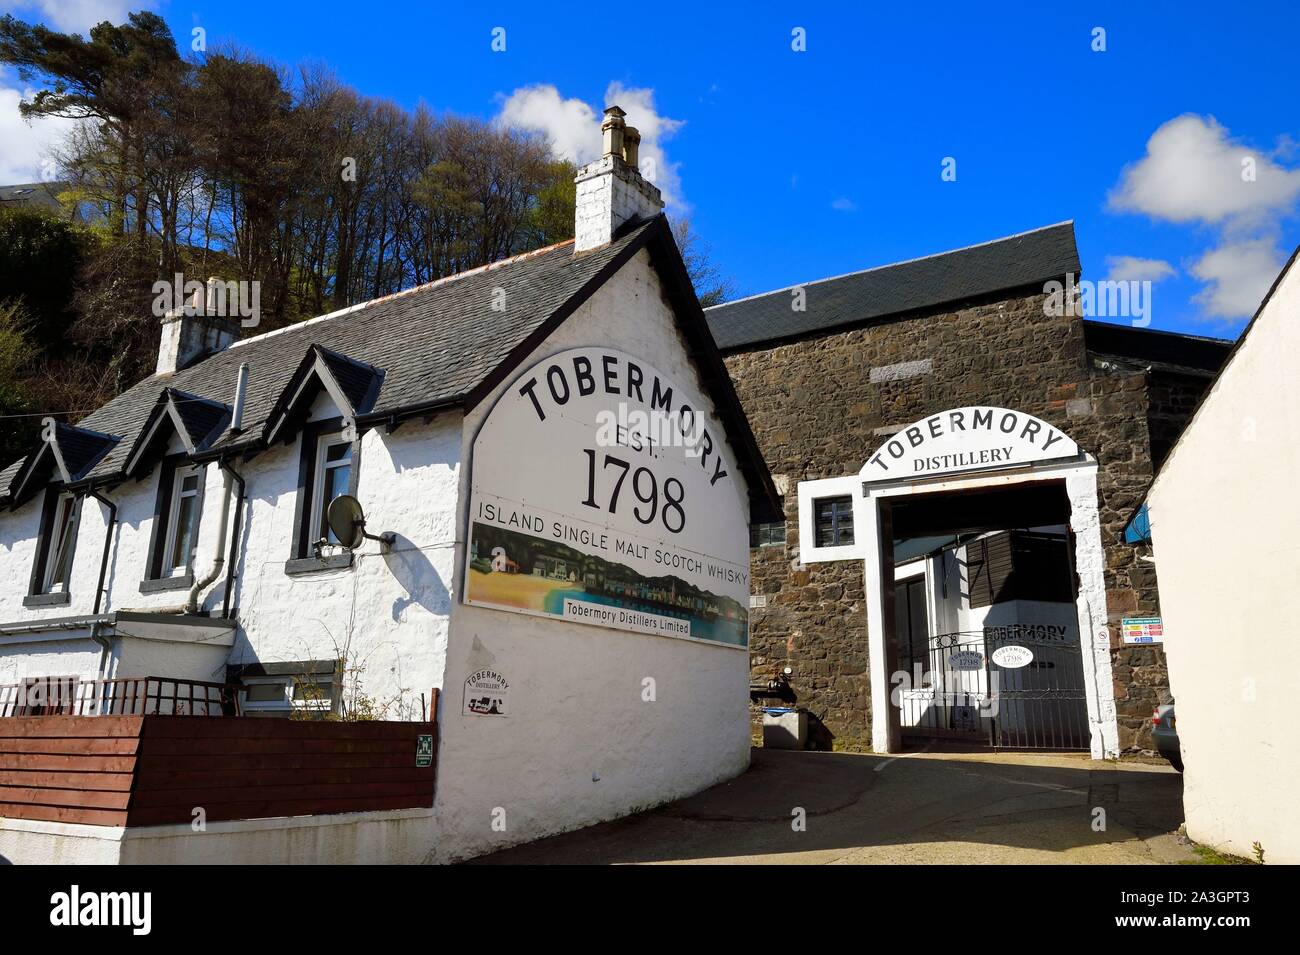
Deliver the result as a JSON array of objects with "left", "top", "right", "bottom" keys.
[
  {"left": 0, "top": 390, "right": 459, "bottom": 717},
  {"left": 1148, "top": 255, "right": 1300, "bottom": 864},
  {"left": 431, "top": 247, "right": 753, "bottom": 863},
  {"left": 224, "top": 398, "right": 459, "bottom": 720}
]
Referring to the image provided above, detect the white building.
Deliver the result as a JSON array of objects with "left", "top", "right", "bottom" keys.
[
  {"left": 1142, "top": 244, "right": 1300, "bottom": 864},
  {"left": 0, "top": 107, "right": 779, "bottom": 864}
]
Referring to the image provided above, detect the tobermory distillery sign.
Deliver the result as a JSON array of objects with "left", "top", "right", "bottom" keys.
[
  {"left": 862, "top": 406, "right": 1080, "bottom": 483},
  {"left": 465, "top": 347, "right": 750, "bottom": 648}
]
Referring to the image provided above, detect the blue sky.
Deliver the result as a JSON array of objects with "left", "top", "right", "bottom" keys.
[{"left": 4, "top": 0, "right": 1299, "bottom": 338}]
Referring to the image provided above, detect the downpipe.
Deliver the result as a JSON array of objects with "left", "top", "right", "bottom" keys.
[
  {"left": 185, "top": 460, "right": 235, "bottom": 614},
  {"left": 220, "top": 461, "right": 246, "bottom": 619}
]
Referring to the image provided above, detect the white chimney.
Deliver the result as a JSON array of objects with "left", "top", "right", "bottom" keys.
[
  {"left": 573, "top": 106, "right": 665, "bottom": 253},
  {"left": 156, "top": 277, "right": 239, "bottom": 375}
]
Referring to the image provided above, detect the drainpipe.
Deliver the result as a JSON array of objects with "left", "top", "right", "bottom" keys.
[
  {"left": 87, "top": 488, "right": 118, "bottom": 615},
  {"left": 186, "top": 462, "right": 234, "bottom": 614},
  {"left": 220, "top": 461, "right": 246, "bottom": 619}
]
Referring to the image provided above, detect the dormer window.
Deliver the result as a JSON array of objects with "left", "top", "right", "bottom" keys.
[
  {"left": 43, "top": 492, "right": 81, "bottom": 593},
  {"left": 312, "top": 436, "right": 353, "bottom": 545},
  {"left": 142, "top": 457, "right": 208, "bottom": 591},
  {"left": 26, "top": 489, "right": 82, "bottom": 605},
  {"left": 165, "top": 465, "right": 202, "bottom": 576},
  {"left": 288, "top": 420, "right": 360, "bottom": 572}
]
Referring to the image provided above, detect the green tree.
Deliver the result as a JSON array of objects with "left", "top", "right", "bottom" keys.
[
  {"left": 673, "top": 218, "right": 736, "bottom": 308},
  {"left": 0, "top": 208, "right": 83, "bottom": 352},
  {"left": 0, "top": 300, "right": 37, "bottom": 466}
]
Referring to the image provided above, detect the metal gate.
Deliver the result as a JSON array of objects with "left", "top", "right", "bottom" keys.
[{"left": 898, "top": 626, "right": 1090, "bottom": 750}]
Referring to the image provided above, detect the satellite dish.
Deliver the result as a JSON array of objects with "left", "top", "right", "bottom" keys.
[{"left": 326, "top": 495, "right": 367, "bottom": 549}]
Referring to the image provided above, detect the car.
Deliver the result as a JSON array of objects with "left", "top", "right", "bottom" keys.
[{"left": 1152, "top": 703, "right": 1181, "bottom": 772}]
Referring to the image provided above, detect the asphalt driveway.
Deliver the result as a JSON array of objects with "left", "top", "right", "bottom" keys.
[{"left": 471, "top": 747, "right": 1195, "bottom": 864}]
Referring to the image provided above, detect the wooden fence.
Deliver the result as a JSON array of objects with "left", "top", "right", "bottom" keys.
[{"left": 0, "top": 715, "right": 437, "bottom": 827}]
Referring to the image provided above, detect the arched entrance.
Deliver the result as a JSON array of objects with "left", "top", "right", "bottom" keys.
[{"left": 797, "top": 407, "right": 1119, "bottom": 758}]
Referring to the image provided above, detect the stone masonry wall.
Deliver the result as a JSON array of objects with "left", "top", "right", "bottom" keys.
[{"left": 725, "top": 291, "right": 1178, "bottom": 752}]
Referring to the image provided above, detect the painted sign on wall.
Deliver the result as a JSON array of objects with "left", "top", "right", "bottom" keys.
[
  {"left": 462, "top": 669, "right": 510, "bottom": 716},
  {"left": 465, "top": 347, "right": 750, "bottom": 648},
  {"left": 1121, "top": 617, "right": 1164, "bottom": 644},
  {"left": 862, "top": 407, "right": 1081, "bottom": 484}
]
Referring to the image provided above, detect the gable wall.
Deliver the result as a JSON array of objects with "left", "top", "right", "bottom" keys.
[{"left": 430, "top": 246, "right": 754, "bottom": 863}]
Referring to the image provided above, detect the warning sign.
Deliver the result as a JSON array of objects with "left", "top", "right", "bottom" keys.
[{"left": 1121, "top": 617, "right": 1164, "bottom": 644}]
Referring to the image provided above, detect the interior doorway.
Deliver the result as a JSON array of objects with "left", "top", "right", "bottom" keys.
[{"left": 886, "top": 481, "right": 1090, "bottom": 750}]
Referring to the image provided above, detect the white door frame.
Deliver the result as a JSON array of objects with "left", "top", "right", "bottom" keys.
[{"left": 800, "top": 454, "right": 1120, "bottom": 759}]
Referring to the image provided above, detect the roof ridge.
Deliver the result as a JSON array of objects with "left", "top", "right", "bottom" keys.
[
  {"left": 229, "top": 238, "right": 577, "bottom": 352},
  {"left": 706, "top": 220, "right": 1076, "bottom": 312}
]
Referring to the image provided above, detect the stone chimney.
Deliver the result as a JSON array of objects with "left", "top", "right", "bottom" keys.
[
  {"left": 156, "top": 277, "right": 240, "bottom": 375},
  {"left": 573, "top": 106, "right": 664, "bottom": 253}
]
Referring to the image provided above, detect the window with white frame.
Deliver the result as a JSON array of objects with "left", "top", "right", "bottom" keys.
[
  {"left": 240, "top": 672, "right": 338, "bottom": 716},
  {"left": 163, "top": 465, "right": 202, "bottom": 576},
  {"left": 42, "top": 492, "right": 81, "bottom": 593},
  {"left": 310, "top": 434, "right": 353, "bottom": 545}
]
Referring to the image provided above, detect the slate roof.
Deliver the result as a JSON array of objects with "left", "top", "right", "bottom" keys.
[
  {"left": 1, "top": 215, "right": 783, "bottom": 520},
  {"left": 0, "top": 181, "right": 67, "bottom": 213},
  {"left": 1082, "top": 320, "right": 1232, "bottom": 375},
  {"left": 704, "top": 221, "right": 1082, "bottom": 350}
]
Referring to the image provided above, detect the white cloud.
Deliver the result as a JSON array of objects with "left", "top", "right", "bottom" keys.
[
  {"left": 1108, "top": 114, "right": 1300, "bottom": 323},
  {"left": 1103, "top": 255, "right": 1176, "bottom": 284},
  {"left": 830, "top": 197, "right": 856, "bottom": 213},
  {"left": 495, "top": 85, "right": 600, "bottom": 166},
  {"left": 4, "top": 1, "right": 153, "bottom": 33},
  {"left": 1190, "top": 238, "right": 1284, "bottom": 320},
  {"left": 494, "top": 82, "right": 687, "bottom": 211},
  {"left": 0, "top": 79, "right": 78, "bottom": 183},
  {"left": 1108, "top": 114, "right": 1300, "bottom": 227}
]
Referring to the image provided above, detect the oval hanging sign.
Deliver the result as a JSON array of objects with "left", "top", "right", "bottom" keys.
[
  {"left": 948, "top": 650, "right": 983, "bottom": 671},
  {"left": 991, "top": 645, "right": 1034, "bottom": 669}
]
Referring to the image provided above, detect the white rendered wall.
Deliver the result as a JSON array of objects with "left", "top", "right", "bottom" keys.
[
  {"left": 431, "top": 247, "right": 753, "bottom": 863},
  {"left": 1148, "top": 257, "right": 1300, "bottom": 864},
  {"left": 224, "top": 399, "right": 460, "bottom": 719}
]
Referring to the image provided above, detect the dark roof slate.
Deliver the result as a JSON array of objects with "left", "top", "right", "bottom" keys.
[
  {"left": 1082, "top": 320, "right": 1232, "bottom": 374},
  {"left": 705, "top": 221, "right": 1081, "bottom": 350},
  {"left": 1, "top": 215, "right": 783, "bottom": 520},
  {"left": 2, "top": 223, "right": 650, "bottom": 493}
]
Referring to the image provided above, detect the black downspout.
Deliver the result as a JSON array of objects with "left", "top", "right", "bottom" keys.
[
  {"left": 220, "top": 460, "right": 247, "bottom": 620},
  {"left": 87, "top": 488, "right": 118, "bottom": 615}
]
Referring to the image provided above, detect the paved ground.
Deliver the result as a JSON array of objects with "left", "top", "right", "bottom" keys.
[{"left": 472, "top": 746, "right": 1195, "bottom": 864}]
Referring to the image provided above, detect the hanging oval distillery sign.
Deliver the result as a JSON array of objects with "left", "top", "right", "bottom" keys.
[
  {"left": 861, "top": 406, "right": 1081, "bottom": 484},
  {"left": 464, "top": 347, "right": 750, "bottom": 649},
  {"left": 991, "top": 645, "right": 1034, "bottom": 669},
  {"left": 948, "top": 650, "right": 984, "bottom": 671}
]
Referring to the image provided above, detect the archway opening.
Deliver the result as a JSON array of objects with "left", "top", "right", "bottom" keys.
[{"left": 881, "top": 480, "right": 1090, "bottom": 751}]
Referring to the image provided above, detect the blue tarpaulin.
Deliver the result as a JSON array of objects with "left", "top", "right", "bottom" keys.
[{"left": 1124, "top": 503, "right": 1151, "bottom": 544}]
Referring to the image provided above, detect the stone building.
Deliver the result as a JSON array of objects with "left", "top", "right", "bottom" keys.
[{"left": 705, "top": 223, "right": 1232, "bottom": 753}]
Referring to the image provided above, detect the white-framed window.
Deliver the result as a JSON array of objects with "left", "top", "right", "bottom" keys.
[
  {"left": 241, "top": 674, "right": 338, "bottom": 716},
  {"left": 310, "top": 434, "right": 353, "bottom": 545},
  {"left": 42, "top": 492, "right": 81, "bottom": 593},
  {"left": 163, "top": 465, "right": 202, "bottom": 576}
]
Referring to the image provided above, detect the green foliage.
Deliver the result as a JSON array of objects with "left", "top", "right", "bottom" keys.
[
  {"left": 0, "top": 208, "right": 83, "bottom": 352},
  {"left": 0, "top": 9, "right": 736, "bottom": 436},
  {"left": 0, "top": 299, "right": 38, "bottom": 465}
]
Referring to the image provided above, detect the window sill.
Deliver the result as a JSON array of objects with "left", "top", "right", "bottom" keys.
[
  {"left": 23, "top": 592, "right": 71, "bottom": 608},
  {"left": 139, "top": 573, "right": 194, "bottom": 594},
  {"left": 284, "top": 553, "right": 354, "bottom": 576}
]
